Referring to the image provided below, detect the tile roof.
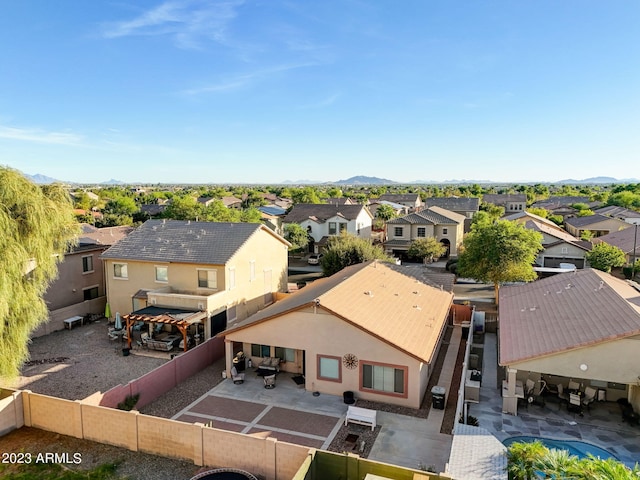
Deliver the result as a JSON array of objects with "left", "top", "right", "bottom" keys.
[
  {"left": 387, "top": 206, "right": 465, "bottom": 225},
  {"left": 594, "top": 225, "right": 640, "bottom": 255},
  {"left": 424, "top": 197, "right": 480, "bottom": 212},
  {"left": 223, "top": 261, "right": 453, "bottom": 363},
  {"left": 482, "top": 194, "right": 526, "bottom": 204},
  {"left": 101, "top": 220, "right": 287, "bottom": 265},
  {"left": 521, "top": 219, "right": 586, "bottom": 246},
  {"left": 283, "top": 203, "right": 369, "bottom": 224},
  {"left": 79, "top": 224, "right": 134, "bottom": 246},
  {"left": 378, "top": 193, "right": 421, "bottom": 203},
  {"left": 564, "top": 213, "right": 625, "bottom": 228},
  {"left": 499, "top": 269, "right": 640, "bottom": 365},
  {"left": 531, "top": 196, "right": 591, "bottom": 209},
  {"left": 595, "top": 205, "right": 640, "bottom": 219},
  {"left": 502, "top": 210, "right": 561, "bottom": 230}
]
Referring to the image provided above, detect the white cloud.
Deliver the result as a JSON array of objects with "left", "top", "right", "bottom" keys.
[
  {"left": 102, "top": 0, "right": 244, "bottom": 49},
  {"left": 0, "top": 126, "right": 84, "bottom": 145}
]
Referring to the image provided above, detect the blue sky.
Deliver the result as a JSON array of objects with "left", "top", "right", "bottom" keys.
[{"left": 1, "top": 1, "right": 638, "bottom": 184}]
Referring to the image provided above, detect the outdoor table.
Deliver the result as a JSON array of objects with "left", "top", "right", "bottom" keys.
[{"left": 64, "top": 315, "right": 84, "bottom": 330}]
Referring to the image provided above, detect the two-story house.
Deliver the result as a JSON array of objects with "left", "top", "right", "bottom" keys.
[
  {"left": 384, "top": 206, "right": 466, "bottom": 260},
  {"left": 423, "top": 197, "right": 480, "bottom": 233},
  {"left": 482, "top": 193, "right": 527, "bottom": 213},
  {"left": 564, "top": 214, "right": 632, "bottom": 239},
  {"left": 283, "top": 204, "right": 373, "bottom": 253},
  {"left": 101, "top": 220, "right": 290, "bottom": 340},
  {"left": 34, "top": 224, "right": 133, "bottom": 337}
]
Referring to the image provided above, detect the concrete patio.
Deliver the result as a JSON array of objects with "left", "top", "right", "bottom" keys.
[{"left": 468, "top": 333, "right": 640, "bottom": 467}]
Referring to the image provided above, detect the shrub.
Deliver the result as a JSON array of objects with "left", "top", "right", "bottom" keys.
[{"left": 117, "top": 393, "right": 140, "bottom": 411}]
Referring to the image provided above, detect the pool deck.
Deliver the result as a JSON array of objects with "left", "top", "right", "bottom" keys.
[{"left": 469, "top": 333, "right": 640, "bottom": 467}]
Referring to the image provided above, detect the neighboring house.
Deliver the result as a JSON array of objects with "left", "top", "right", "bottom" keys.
[
  {"left": 140, "top": 204, "right": 168, "bottom": 218},
  {"left": 367, "top": 200, "right": 409, "bottom": 217},
  {"left": 258, "top": 207, "right": 285, "bottom": 236},
  {"left": 498, "top": 269, "right": 640, "bottom": 416},
  {"left": 220, "top": 261, "right": 455, "bottom": 409},
  {"left": 594, "top": 205, "right": 640, "bottom": 225},
  {"left": 324, "top": 197, "right": 357, "bottom": 205},
  {"left": 564, "top": 214, "right": 631, "bottom": 238},
  {"left": 282, "top": 204, "right": 373, "bottom": 253},
  {"left": 35, "top": 224, "right": 133, "bottom": 337},
  {"left": 384, "top": 206, "right": 466, "bottom": 259},
  {"left": 593, "top": 225, "right": 640, "bottom": 265},
  {"left": 423, "top": 197, "right": 480, "bottom": 219},
  {"left": 531, "top": 196, "right": 603, "bottom": 220},
  {"left": 505, "top": 212, "right": 591, "bottom": 268},
  {"left": 101, "top": 220, "right": 290, "bottom": 340},
  {"left": 221, "top": 196, "right": 243, "bottom": 209},
  {"left": 197, "top": 196, "right": 217, "bottom": 207},
  {"left": 482, "top": 194, "right": 527, "bottom": 213},
  {"left": 378, "top": 194, "right": 423, "bottom": 212}
]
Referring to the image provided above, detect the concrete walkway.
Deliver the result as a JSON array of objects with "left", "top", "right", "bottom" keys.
[{"left": 368, "top": 326, "right": 462, "bottom": 471}]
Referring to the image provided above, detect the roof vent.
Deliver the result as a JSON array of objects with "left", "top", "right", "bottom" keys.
[
  {"left": 364, "top": 291, "right": 373, "bottom": 296},
  {"left": 413, "top": 305, "right": 421, "bottom": 310}
]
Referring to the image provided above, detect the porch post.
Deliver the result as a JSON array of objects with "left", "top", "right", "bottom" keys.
[
  {"left": 224, "top": 339, "right": 234, "bottom": 378},
  {"left": 502, "top": 367, "right": 518, "bottom": 415}
]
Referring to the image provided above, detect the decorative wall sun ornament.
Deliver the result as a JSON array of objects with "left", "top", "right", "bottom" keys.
[{"left": 343, "top": 353, "right": 358, "bottom": 369}]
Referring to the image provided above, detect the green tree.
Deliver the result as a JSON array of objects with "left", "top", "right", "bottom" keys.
[
  {"left": 291, "top": 187, "right": 321, "bottom": 204},
  {"left": 527, "top": 207, "right": 549, "bottom": 218},
  {"left": 164, "top": 195, "right": 201, "bottom": 220},
  {"left": 0, "top": 167, "right": 79, "bottom": 379},
  {"left": 534, "top": 448, "right": 579, "bottom": 479},
  {"left": 474, "top": 204, "right": 505, "bottom": 227},
  {"left": 506, "top": 440, "right": 547, "bottom": 480},
  {"left": 407, "top": 238, "right": 447, "bottom": 264},
  {"left": 586, "top": 242, "right": 626, "bottom": 273},
  {"left": 284, "top": 223, "right": 309, "bottom": 253},
  {"left": 240, "top": 207, "right": 262, "bottom": 223},
  {"left": 457, "top": 220, "right": 543, "bottom": 303},
  {"left": 375, "top": 204, "right": 397, "bottom": 221},
  {"left": 321, "top": 234, "right": 393, "bottom": 276}
]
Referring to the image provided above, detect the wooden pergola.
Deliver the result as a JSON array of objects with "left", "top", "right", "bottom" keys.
[{"left": 123, "top": 311, "right": 206, "bottom": 352}]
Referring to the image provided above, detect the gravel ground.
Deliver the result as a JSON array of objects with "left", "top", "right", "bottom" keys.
[{"left": 3, "top": 321, "right": 167, "bottom": 400}]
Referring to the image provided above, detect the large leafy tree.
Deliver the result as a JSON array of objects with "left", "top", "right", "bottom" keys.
[
  {"left": 375, "top": 204, "right": 397, "bottom": 221},
  {"left": 407, "top": 237, "right": 447, "bottom": 263},
  {"left": 0, "top": 167, "right": 79, "bottom": 379},
  {"left": 321, "top": 234, "right": 393, "bottom": 276},
  {"left": 284, "top": 223, "right": 309, "bottom": 253},
  {"left": 457, "top": 220, "right": 543, "bottom": 303},
  {"left": 586, "top": 242, "right": 626, "bottom": 273}
]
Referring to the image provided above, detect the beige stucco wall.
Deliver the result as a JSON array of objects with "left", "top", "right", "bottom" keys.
[
  {"left": 538, "top": 242, "right": 588, "bottom": 268},
  {"left": 566, "top": 218, "right": 631, "bottom": 237},
  {"left": 104, "top": 227, "right": 289, "bottom": 329},
  {"left": 226, "top": 307, "right": 428, "bottom": 408},
  {"left": 509, "top": 336, "right": 640, "bottom": 408},
  {"left": 388, "top": 221, "right": 463, "bottom": 256}
]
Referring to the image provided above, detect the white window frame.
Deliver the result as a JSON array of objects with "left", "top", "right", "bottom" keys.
[
  {"left": 82, "top": 255, "right": 94, "bottom": 274},
  {"left": 249, "top": 260, "right": 256, "bottom": 282},
  {"left": 229, "top": 267, "right": 236, "bottom": 290},
  {"left": 113, "top": 263, "right": 128, "bottom": 279},
  {"left": 197, "top": 269, "right": 217, "bottom": 289},
  {"left": 155, "top": 265, "right": 168, "bottom": 283},
  {"left": 329, "top": 222, "right": 337, "bottom": 235}
]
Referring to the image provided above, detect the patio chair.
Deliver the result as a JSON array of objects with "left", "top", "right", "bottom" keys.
[
  {"left": 263, "top": 374, "right": 276, "bottom": 389},
  {"left": 231, "top": 366, "right": 245, "bottom": 384},
  {"left": 568, "top": 393, "right": 583, "bottom": 416},
  {"left": 557, "top": 383, "right": 569, "bottom": 404},
  {"left": 582, "top": 387, "right": 597, "bottom": 412},
  {"left": 568, "top": 380, "right": 580, "bottom": 392}
]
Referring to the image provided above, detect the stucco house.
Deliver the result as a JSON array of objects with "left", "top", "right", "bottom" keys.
[
  {"left": 220, "top": 261, "right": 454, "bottom": 409},
  {"left": 423, "top": 197, "right": 480, "bottom": 219},
  {"left": 34, "top": 224, "right": 132, "bottom": 337},
  {"left": 503, "top": 211, "right": 591, "bottom": 269},
  {"left": 593, "top": 225, "right": 640, "bottom": 266},
  {"left": 282, "top": 203, "right": 373, "bottom": 253},
  {"left": 378, "top": 193, "right": 423, "bottom": 212},
  {"left": 498, "top": 269, "right": 640, "bottom": 416},
  {"left": 594, "top": 205, "right": 640, "bottom": 225},
  {"left": 482, "top": 194, "right": 527, "bottom": 213},
  {"left": 564, "top": 214, "right": 631, "bottom": 238},
  {"left": 384, "top": 206, "right": 466, "bottom": 259},
  {"left": 101, "top": 220, "right": 290, "bottom": 341}
]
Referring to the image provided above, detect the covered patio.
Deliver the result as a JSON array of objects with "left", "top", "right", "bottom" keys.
[{"left": 122, "top": 306, "right": 207, "bottom": 353}]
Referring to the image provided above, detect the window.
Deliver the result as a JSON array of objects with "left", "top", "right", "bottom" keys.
[
  {"left": 394, "top": 227, "right": 403, "bottom": 237},
  {"left": 82, "top": 255, "right": 93, "bottom": 273},
  {"left": 251, "top": 344, "right": 271, "bottom": 358},
  {"left": 329, "top": 222, "right": 337, "bottom": 235},
  {"left": 198, "top": 269, "right": 217, "bottom": 289},
  {"left": 229, "top": 267, "right": 236, "bottom": 290},
  {"left": 155, "top": 266, "right": 168, "bottom": 282},
  {"left": 83, "top": 286, "right": 99, "bottom": 301},
  {"left": 362, "top": 362, "right": 406, "bottom": 395},
  {"left": 317, "top": 355, "right": 341, "bottom": 382},
  {"left": 561, "top": 247, "right": 568, "bottom": 254},
  {"left": 339, "top": 223, "right": 347, "bottom": 233},
  {"left": 417, "top": 227, "right": 426, "bottom": 238},
  {"left": 113, "top": 263, "right": 128, "bottom": 279},
  {"left": 227, "top": 305, "right": 237, "bottom": 322},
  {"left": 275, "top": 347, "right": 295, "bottom": 363},
  {"left": 442, "top": 228, "right": 448, "bottom": 235},
  {"left": 249, "top": 260, "right": 256, "bottom": 281}
]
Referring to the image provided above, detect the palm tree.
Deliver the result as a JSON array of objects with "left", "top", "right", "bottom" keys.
[
  {"left": 507, "top": 441, "right": 548, "bottom": 480},
  {"left": 535, "top": 448, "right": 579, "bottom": 479},
  {"left": 578, "top": 455, "right": 640, "bottom": 480}
]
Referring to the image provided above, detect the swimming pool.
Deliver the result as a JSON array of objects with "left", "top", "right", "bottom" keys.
[{"left": 504, "top": 436, "right": 618, "bottom": 461}]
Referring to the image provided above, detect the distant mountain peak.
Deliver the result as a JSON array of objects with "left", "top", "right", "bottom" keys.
[{"left": 332, "top": 175, "right": 396, "bottom": 185}]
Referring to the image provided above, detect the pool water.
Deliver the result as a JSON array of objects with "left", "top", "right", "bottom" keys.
[{"left": 504, "top": 436, "right": 618, "bottom": 461}]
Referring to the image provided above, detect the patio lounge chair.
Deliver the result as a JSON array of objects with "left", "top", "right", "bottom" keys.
[
  {"left": 557, "top": 383, "right": 569, "bottom": 404},
  {"left": 231, "top": 366, "right": 245, "bottom": 384},
  {"left": 263, "top": 374, "right": 276, "bottom": 389},
  {"left": 568, "top": 380, "right": 580, "bottom": 391}
]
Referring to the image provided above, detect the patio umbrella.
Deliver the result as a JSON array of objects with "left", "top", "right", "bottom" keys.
[
  {"left": 114, "top": 312, "right": 122, "bottom": 330},
  {"left": 105, "top": 303, "right": 111, "bottom": 320}
]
